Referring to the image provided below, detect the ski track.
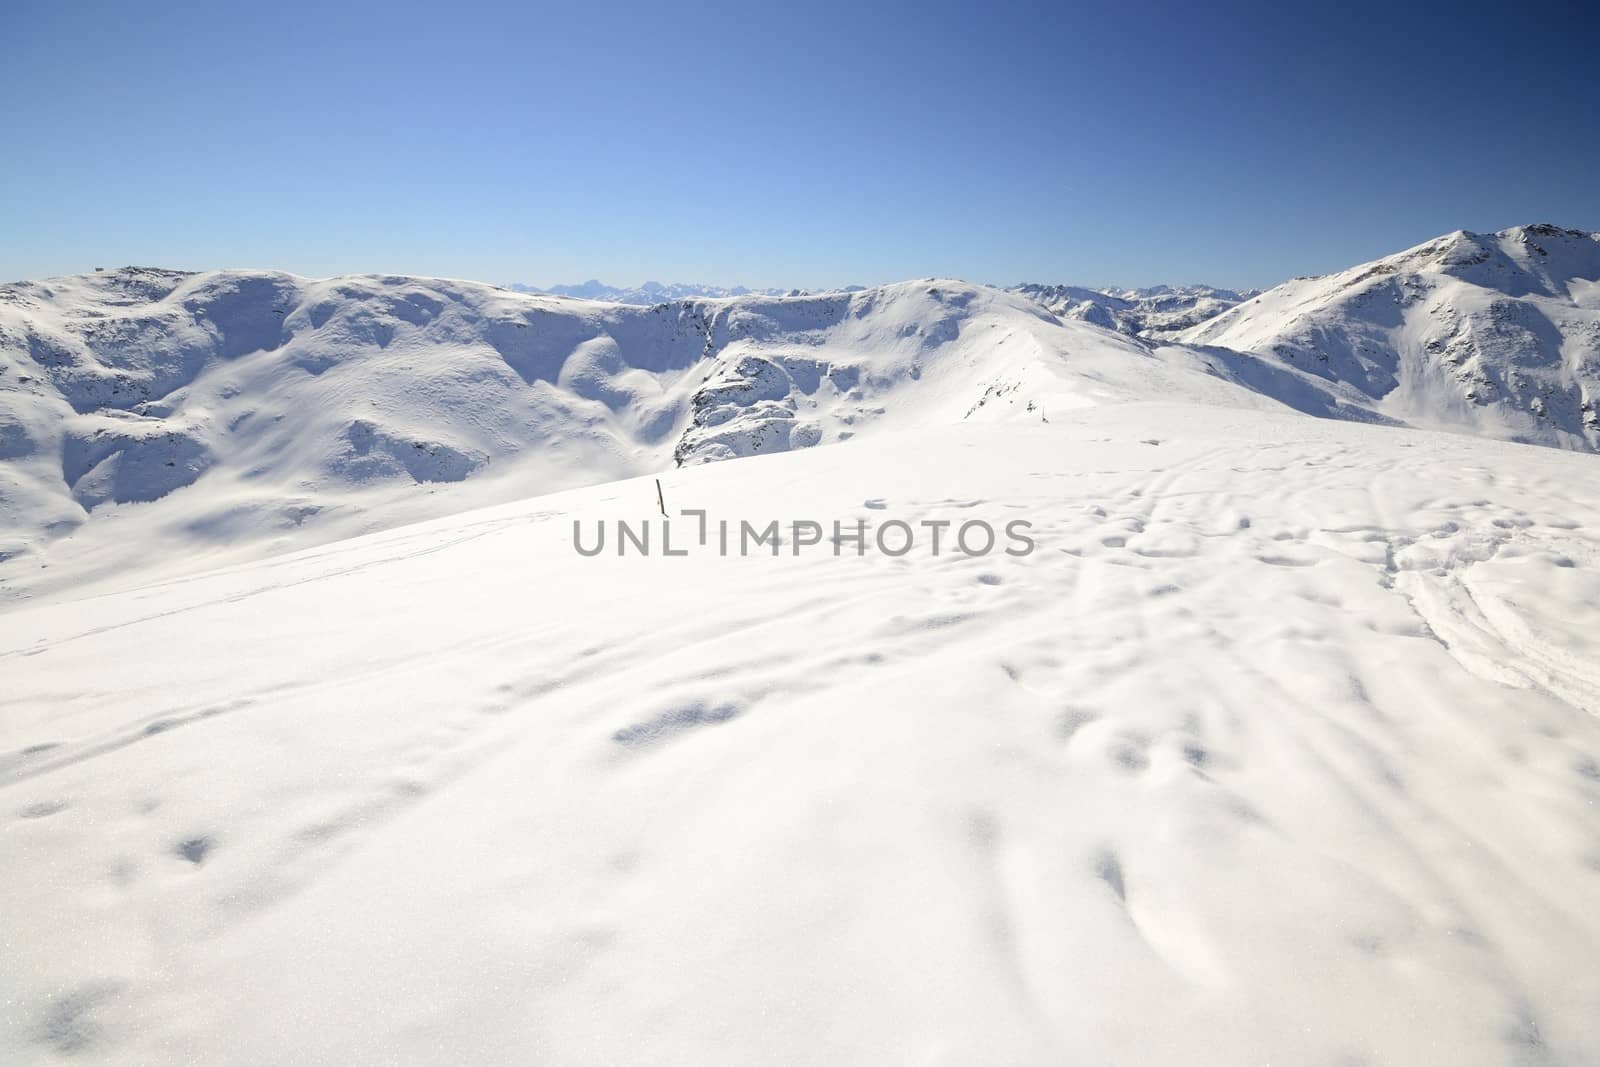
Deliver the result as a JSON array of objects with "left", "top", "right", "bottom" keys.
[{"left": 3, "top": 409, "right": 1599, "bottom": 1064}]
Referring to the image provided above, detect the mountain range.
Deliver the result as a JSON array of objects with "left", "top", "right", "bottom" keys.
[
  {"left": 514, "top": 278, "right": 1258, "bottom": 341},
  {"left": 508, "top": 280, "right": 813, "bottom": 302},
  {"left": 2, "top": 225, "right": 1596, "bottom": 605},
  {"left": 1009, "top": 282, "right": 1261, "bottom": 338}
]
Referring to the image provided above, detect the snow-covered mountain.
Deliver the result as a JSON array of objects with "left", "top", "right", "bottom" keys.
[
  {"left": 509, "top": 280, "right": 804, "bottom": 303},
  {"left": 6, "top": 227, "right": 1599, "bottom": 604},
  {"left": 522, "top": 280, "right": 1248, "bottom": 336},
  {"left": 1181, "top": 224, "right": 1600, "bottom": 449},
  {"left": 0, "top": 268, "right": 1296, "bottom": 603},
  {"left": 1011, "top": 283, "right": 1259, "bottom": 339}
]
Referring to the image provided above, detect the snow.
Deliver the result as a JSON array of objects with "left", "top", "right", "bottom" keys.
[
  {"left": 5, "top": 231, "right": 1600, "bottom": 1064},
  {"left": 508, "top": 280, "right": 814, "bottom": 303},
  {"left": 5, "top": 402, "right": 1600, "bottom": 1064},
  {"left": 1010, "top": 283, "right": 1260, "bottom": 339},
  {"left": 1181, "top": 225, "right": 1600, "bottom": 450},
  {"left": 0, "top": 271, "right": 1318, "bottom": 606},
  {"left": 6, "top": 232, "right": 1594, "bottom": 605}
]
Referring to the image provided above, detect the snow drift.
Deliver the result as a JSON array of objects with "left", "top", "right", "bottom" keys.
[{"left": 4, "top": 406, "right": 1599, "bottom": 1065}]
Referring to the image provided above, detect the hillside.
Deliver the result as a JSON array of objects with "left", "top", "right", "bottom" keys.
[{"left": 1181, "top": 225, "right": 1600, "bottom": 449}]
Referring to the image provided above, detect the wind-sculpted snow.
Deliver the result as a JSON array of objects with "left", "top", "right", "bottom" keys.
[
  {"left": 3, "top": 406, "right": 1598, "bottom": 1064},
  {"left": 1182, "top": 225, "right": 1600, "bottom": 450}
]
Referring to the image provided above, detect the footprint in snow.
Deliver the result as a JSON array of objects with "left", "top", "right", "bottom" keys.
[
  {"left": 614, "top": 701, "right": 742, "bottom": 749},
  {"left": 1093, "top": 847, "right": 1127, "bottom": 902},
  {"left": 19, "top": 799, "right": 68, "bottom": 819},
  {"left": 175, "top": 836, "right": 215, "bottom": 865},
  {"left": 1056, "top": 708, "right": 1098, "bottom": 742},
  {"left": 34, "top": 982, "right": 121, "bottom": 1055},
  {"left": 1108, "top": 733, "right": 1151, "bottom": 774}
]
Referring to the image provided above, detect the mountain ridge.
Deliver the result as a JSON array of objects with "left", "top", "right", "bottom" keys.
[
  {"left": 1008, "top": 282, "right": 1261, "bottom": 339},
  {"left": 1180, "top": 224, "right": 1600, "bottom": 449},
  {"left": 4, "top": 224, "right": 1598, "bottom": 603},
  {"left": 507, "top": 280, "right": 839, "bottom": 303},
  {"left": 1, "top": 270, "right": 1275, "bottom": 602}
]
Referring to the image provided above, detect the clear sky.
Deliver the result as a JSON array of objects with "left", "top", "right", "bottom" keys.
[{"left": 5, "top": 0, "right": 1597, "bottom": 290}]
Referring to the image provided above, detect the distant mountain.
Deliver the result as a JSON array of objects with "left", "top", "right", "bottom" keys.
[
  {"left": 1010, "top": 283, "right": 1260, "bottom": 339},
  {"left": 508, "top": 280, "right": 861, "bottom": 303},
  {"left": 1181, "top": 224, "right": 1600, "bottom": 450},
  {"left": 521, "top": 279, "right": 1254, "bottom": 330}
]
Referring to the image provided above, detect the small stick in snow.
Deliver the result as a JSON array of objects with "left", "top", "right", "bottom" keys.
[{"left": 656, "top": 478, "right": 667, "bottom": 517}]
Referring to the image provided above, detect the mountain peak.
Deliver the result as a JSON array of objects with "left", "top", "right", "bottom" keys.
[{"left": 1182, "top": 223, "right": 1600, "bottom": 449}]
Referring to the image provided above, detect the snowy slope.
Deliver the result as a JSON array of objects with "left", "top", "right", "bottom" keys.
[
  {"left": 0, "top": 270, "right": 1319, "bottom": 604},
  {"left": 0, "top": 267, "right": 702, "bottom": 599},
  {"left": 1181, "top": 225, "right": 1600, "bottom": 449},
  {"left": 4, "top": 404, "right": 1599, "bottom": 1065},
  {"left": 1012, "top": 283, "right": 1258, "bottom": 339}
]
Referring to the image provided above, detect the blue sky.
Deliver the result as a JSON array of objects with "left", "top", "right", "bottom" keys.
[{"left": 5, "top": 0, "right": 1597, "bottom": 289}]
